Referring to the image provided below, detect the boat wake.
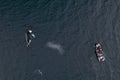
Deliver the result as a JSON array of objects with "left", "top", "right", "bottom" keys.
[{"left": 90, "top": 51, "right": 113, "bottom": 80}]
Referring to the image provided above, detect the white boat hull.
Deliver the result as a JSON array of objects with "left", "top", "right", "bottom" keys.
[{"left": 96, "top": 43, "right": 105, "bottom": 62}]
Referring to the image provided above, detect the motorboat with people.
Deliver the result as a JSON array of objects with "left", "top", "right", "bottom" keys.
[{"left": 95, "top": 43, "right": 105, "bottom": 62}]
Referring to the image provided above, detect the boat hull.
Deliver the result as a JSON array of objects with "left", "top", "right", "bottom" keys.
[{"left": 95, "top": 43, "right": 105, "bottom": 62}]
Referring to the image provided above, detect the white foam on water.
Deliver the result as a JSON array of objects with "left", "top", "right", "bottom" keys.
[{"left": 46, "top": 42, "right": 64, "bottom": 55}]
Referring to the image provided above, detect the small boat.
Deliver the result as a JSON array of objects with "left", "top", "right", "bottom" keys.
[
  {"left": 95, "top": 43, "right": 105, "bottom": 62},
  {"left": 25, "top": 29, "right": 35, "bottom": 47}
]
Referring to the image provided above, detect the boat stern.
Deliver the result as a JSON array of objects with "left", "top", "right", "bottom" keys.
[{"left": 98, "top": 56, "right": 105, "bottom": 62}]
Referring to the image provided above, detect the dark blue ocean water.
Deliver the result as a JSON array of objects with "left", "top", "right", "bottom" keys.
[{"left": 0, "top": 0, "right": 120, "bottom": 80}]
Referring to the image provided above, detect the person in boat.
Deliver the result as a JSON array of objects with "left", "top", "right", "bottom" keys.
[
  {"left": 96, "top": 44, "right": 102, "bottom": 55},
  {"left": 25, "top": 29, "right": 35, "bottom": 47}
]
